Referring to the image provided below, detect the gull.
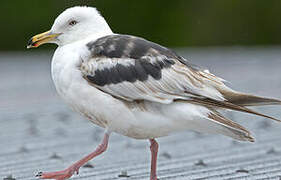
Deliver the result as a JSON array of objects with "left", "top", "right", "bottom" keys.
[{"left": 27, "top": 6, "right": 281, "bottom": 180}]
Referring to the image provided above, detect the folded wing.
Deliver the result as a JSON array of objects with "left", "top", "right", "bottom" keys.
[
  {"left": 80, "top": 34, "right": 281, "bottom": 124},
  {"left": 81, "top": 34, "right": 227, "bottom": 104}
]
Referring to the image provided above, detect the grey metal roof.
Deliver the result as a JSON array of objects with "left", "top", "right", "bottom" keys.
[{"left": 1, "top": 47, "right": 281, "bottom": 180}]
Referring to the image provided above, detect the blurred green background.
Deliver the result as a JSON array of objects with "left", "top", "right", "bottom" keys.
[{"left": 1, "top": 0, "right": 281, "bottom": 51}]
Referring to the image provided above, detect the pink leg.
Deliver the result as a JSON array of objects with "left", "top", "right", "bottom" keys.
[
  {"left": 37, "top": 132, "right": 110, "bottom": 180},
  {"left": 149, "top": 139, "right": 159, "bottom": 180}
]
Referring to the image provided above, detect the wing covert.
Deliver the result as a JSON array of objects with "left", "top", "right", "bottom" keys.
[{"left": 81, "top": 34, "right": 226, "bottom": 103}]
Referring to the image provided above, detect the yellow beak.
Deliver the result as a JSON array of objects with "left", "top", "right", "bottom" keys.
[{"left": 27, "top": 30, "right": 60, "bottom": 49}]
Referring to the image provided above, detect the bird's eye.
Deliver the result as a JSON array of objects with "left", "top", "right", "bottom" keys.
[{"left": 69, "top": 20, "right": 78, "bottom": 26}]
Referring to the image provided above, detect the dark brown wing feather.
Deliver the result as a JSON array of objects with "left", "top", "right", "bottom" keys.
[{"left": 219, "top": 90, "right": 281, "bottom": 106}]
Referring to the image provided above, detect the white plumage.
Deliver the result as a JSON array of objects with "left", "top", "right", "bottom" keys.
[{"left": 27, "top": 6, "right": 281, "bottom": 180}]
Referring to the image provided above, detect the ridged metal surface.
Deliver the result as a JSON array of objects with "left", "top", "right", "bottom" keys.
[{"left": 1, "top": 47, "right": 281, "bottom": 180}]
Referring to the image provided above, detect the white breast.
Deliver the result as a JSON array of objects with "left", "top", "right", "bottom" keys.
[{"left": 51, "top": 43, "right": 137, "bottom": 133}]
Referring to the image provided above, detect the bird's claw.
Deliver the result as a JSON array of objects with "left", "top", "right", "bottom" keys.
[
  {"left": 35, "top": 166, "right": 80, "bottom": 180},
  {"left": 36, "top": 172, "right": 43, "bottom": 177}
]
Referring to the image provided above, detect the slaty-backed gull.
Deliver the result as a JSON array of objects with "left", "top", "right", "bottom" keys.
[{"left": 27, "top": 6, "right": 281, "bottom": 180}]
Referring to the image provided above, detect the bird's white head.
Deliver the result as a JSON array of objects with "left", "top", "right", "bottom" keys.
[{"left": 27, "top": 6, "right": 113, "bottom": 48}]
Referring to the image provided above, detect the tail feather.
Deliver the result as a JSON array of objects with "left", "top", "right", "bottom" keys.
[{"left": 207, "top": 109, "right": 254, "bottom": 142}]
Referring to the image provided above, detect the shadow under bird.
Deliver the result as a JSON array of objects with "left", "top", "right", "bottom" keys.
[{"left": 27, "top": 6, "right": 281, "bottom": 180}]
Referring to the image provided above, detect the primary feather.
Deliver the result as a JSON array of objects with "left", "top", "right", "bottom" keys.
[{"left": 220, "top": 90, "right": 281, "bottom": 106}]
